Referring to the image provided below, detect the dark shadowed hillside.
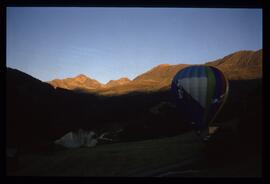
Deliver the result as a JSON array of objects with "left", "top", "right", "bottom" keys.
[{"left": 6, "top": 68, "right": 191, "bottom": 153}]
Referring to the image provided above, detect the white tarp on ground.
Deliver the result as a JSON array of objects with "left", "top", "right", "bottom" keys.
[{"left": 54, "top": 129, "right": 98, "bottom": 148}]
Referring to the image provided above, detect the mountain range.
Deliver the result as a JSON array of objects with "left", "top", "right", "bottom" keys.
[
  {"left": 48, "top": 49, "right": 262, "bottom": 95},
  {"left": 6, "top": 49, "right": 262, "bottom": 177}
]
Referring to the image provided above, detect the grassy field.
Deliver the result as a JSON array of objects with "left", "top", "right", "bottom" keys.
[
  {"left": 11, "top": 128, "right": 261, "bottom": 177},
  {"left": 14, "top": 131, "right": 205, "bottom": 176}
]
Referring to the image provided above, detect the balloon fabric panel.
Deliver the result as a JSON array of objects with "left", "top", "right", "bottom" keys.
[
  {"left": 171, "top": 65, "right": 229, "bottom": 131},
  {"left": 204, "top": 67, "right": 216, "bottom": 125}
]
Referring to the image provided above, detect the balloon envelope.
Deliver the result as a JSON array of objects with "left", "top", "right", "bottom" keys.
[{"left": 171, "top": 65, "right": 229, "bottom": 130}]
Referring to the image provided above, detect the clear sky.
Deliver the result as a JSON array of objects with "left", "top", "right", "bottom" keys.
[{"left": 7, "top": 7, "right": 262, "bottom": 84}]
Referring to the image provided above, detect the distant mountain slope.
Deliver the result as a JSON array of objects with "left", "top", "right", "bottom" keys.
[
  {"left": 47, "top": 64, "right": 188, "bottom": 95},
  {"left": 47, "top": 49, "right": 262, "bottom": 95},
  {"left": 49, "top": 74, "right": 103, "bottom": 90},
  {"left": 206, "top": 49, "right": 262, "bottom": 80},
  {"left": 105, "top": 77, "right": 131, "bottom": 88},
  {"left": 133, "top": 64, "right": 189, "bottom": 86},
  {"left": 99, "top": 49, "right": 262, "bottom": 95},
  {"left": 97, "top": 64, "right": 189, "bottom": 95}
]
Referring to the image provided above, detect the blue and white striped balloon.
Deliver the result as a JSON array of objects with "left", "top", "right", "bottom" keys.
[{"left": 171, "top": 65, "right": 229, "bottom": 130}]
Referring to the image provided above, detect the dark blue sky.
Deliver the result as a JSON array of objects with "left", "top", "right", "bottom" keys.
[{"left": 7, "top": 7, "right": 262, "bottom": 83}]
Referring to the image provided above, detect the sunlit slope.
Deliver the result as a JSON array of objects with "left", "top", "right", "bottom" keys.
[{"left": 47, "top": 49, "right": 262, "bottom": 95}]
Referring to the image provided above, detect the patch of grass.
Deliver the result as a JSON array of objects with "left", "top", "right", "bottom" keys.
[{"left": 15, "top": 131, "right": 204, "bottom": 176}]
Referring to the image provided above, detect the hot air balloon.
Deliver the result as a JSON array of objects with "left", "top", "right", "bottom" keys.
[{"left": 171, "top": 65, "right": 229, "bottom": 140}]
